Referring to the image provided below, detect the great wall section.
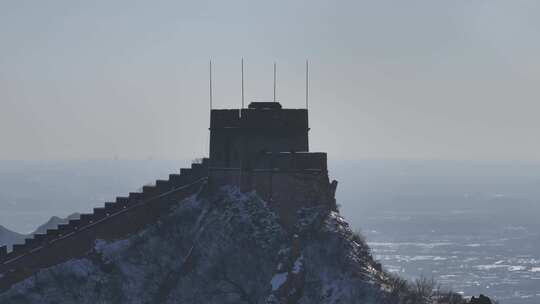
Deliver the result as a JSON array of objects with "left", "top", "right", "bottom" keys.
[
  {"left": 0, "top": 160, "right": 209, "bottom": 290},
  {"left": 0, "top": 102, "right": 338, "bottom": 292}
]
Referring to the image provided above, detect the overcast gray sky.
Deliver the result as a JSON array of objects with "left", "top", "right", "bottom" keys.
[{"left": 1, "top": 0, "right": 539, "bottom": 160}]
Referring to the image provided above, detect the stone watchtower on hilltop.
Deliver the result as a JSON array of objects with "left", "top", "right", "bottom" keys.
[
  {"left": 210, "top": 101, "right": 309, "bottom": 168},
  {"left": 208, "top": 101, "right": 336, "bottom": 227},
  {"left": 0, "top": 67, "right": 337, "bottom": 290}
]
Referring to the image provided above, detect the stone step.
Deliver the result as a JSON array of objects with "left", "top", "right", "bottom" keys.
[
  {"left": 168, "top": 173, "right": 181, "bottom": 180},
  {"left": 128, "top": 192, "right": 144, "bottom": 201},
  {"left": 12, "top": 244, "right": 26, "bottom": 254},
  {"left": 104, "top": 202, "right": 123, "bottom": 213},
  {"left": 57, "top": 224, "right": 70, "bottom": 235},
  {"left": 93, "top": 207, "right": 107, "bottom": 219},
  {"left": 67, "top": 219, "right": 81, "bottom": 231},
  {"left": 46, "top": 229, "right": 60, "bottom": 237},
  {"left": 155, "top": 180, "right": 171, "bottom": 192},
  {"left": 58, "top": 223, "right": 70, "bottom": 231},
  {"left": 33, "top": 234, "right": 47, "bottom": 242},
  {"left": 168, "top": 174, "right": 184, "bottom": 187},
  {"left": 24, "top": 238, "right": 38, "bottom": 247},
  {"left": 142, "top": 185, "right": 157, "bottom": 195},
  {"left": 77, "top": 215, "right": 91, "bottom": 225},
  {"left": 116, "top": 197, "right": 129, "bottom": 205},
  {"left": 192, "top": 168, "right": 204, "bottom": 179},
  {"left": 0, "top": 245, "right": 7, "bottom": 259},
  {"left": 180, "top": 168, "right": 193, "bottom": 176},
  {"left": 193, "top": 160, "right": 209, "bottom": 176}
]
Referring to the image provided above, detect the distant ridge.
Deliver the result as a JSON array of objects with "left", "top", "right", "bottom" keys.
[
  {"left": 32, "top": 213, "right": 80, "bottom": 236},
  {"left": 0, "top": 213, "right": 80, "bottom": 250},
  {"left": 0, "top": 226, "right": 25, "bottom": 251}
]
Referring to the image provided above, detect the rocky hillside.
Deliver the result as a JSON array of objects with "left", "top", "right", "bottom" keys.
[{"left": 0, "top": 186, "right": 472, "bottom": 304}]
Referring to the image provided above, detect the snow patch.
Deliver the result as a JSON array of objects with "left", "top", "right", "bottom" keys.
[
  {"left": 508, "top": 266, "right": 526, "bottom": 272},
  {"left": 320, "top": 271, "right": 346, "bottom": 304},
  {"left": 475, "top": 264, "right": 527, "bottom": 272},
  {"left": 58, "top": 259, "right": 96, "bottom": 277},
  {"left": 292, "top": 256, "right": 304, "bottom": 274},
  {"left": 95, "top": 238, "right": 132, "bottom": 262},
  {"left": 271, "top": 272, "right": 288, "bottom": 291},
  {"left": 474, "top": 264, "right": 509, "bottom": 271}
]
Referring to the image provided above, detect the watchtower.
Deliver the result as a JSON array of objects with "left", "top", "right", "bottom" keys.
[
  {"left": 209, "top": 102, "right": 309, "bottom": 169},
  {"left": 208, "top": 100, "right": 333, "bottom": 228},
  {"left": 206, "top": 61, "right": 335, "bottom": 226}
]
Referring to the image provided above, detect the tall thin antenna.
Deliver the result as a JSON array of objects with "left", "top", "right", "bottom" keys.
[
  {"left": 208, "top": 59, "right": 213, "bottom": 157},
  {"left": 241, "top": 58, "right": 245, "bottom": 109},
  {"left": 273, "top": 62, "right": 277, "bottom": 103},
  {"left": 209, "top": 59, "right": 213, "bottom": 110},
  {"left": 305, "top": 59, "right": 309, "bottom": 109}
]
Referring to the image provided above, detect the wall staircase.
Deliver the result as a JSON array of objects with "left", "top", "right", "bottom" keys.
[{"left": 0, "top": 158, "right": 209, "bottom": 290}]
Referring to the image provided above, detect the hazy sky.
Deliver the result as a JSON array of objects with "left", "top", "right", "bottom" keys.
[{"left": 1, "top": 1, "right": 539, "bottom": 160}]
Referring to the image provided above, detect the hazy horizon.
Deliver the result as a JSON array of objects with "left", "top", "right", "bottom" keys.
[
  {"left": 2, "top": 158, "right": 540, "bottom": 234},
  {"left": 2, "top": 1, "right": 540, "bottom": 161}
]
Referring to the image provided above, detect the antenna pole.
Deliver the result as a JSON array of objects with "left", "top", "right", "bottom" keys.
[
  {"left": 305, "top": 59, "right": 309, "bottom": 109},
  {"left": 273, "top": 62, "right": 276, "bottom": 103},
  {"left": 241, "top": 58, "right": 245, "bottom": 109},
  {"left": 208, "top": 59, "right": 213, "bottom": 157},
  {"left": 209, "top": 59, "right": 213, "bottom": 110}
]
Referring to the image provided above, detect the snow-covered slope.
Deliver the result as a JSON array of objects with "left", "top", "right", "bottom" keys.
[{"left": 0, "top": 187, "right": 470, "bottom": 303}]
